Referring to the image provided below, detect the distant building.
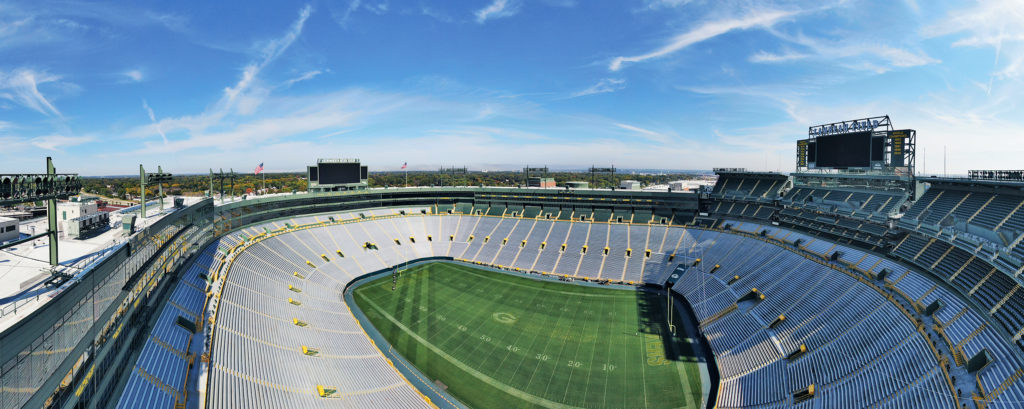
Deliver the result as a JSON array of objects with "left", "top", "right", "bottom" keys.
[
  {"left": 669, "top": 180, "right": 712, "bottom": 192},
  {"left": 527, "top": 177, "right": 556, "bottom": 188},
  {"left": 57, "top": 201, "right": 99, "bottom": 232},
  {"left": 565, "top": 181, "right": 589, "bottom": 189},
  {"left": 0, "top": 216, "right": 18, "bottom": 243},
  {"left": 620, "top": 180, "right": 641, "bottom": 190}
]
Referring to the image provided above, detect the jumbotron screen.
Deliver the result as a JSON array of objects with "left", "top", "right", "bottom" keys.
[
  {"left": 813, "top": 131, "right": 872, "bottom": 168},
  {"left": 318, "top": 162, "right": 362, "bottom": 184}
]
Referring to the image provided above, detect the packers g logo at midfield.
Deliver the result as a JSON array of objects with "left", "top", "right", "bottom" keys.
[{"left": 492, "top": 312, "right": 518, "bottom": 324}]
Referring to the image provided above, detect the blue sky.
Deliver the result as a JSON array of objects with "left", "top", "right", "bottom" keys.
[{"left": 0, "top": 0, "right": 1021, "bottom": 175}]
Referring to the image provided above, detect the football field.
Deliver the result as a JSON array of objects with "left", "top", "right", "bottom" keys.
[{"left": 352, "top": 262, "right": 703, "bottom": 409}]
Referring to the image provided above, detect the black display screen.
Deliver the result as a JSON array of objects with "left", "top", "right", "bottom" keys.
[
  {"left": 360, "top": 166, "right": 368, "bottom": 180},
  {"left": 308, "top": 166, "right": 318, "bottom": 182},
  {"left": 318, "top": 163, "right": 362, "bottom": 184},
  {"left": 871, "top": 136, "right": 885, "bottom": 162},
  {"left": 814, "top": 131, "right": 872, "bottom": 168}
]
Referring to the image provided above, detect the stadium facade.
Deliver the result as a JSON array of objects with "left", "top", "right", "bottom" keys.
[{"left": 3, "top": 122, "right": 1024, "bottom": 409}]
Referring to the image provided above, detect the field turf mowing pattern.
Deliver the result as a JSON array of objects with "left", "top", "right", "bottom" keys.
[{"left": 353, "top": 262, "right": 702, "bottom": 409}]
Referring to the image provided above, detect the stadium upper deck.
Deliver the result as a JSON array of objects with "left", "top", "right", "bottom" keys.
[{"left": 4, "top": 166, "right": 1024, "bottom": 409}]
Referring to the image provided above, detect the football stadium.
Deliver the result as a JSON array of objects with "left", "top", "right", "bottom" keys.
[
  {"left": 3, "top": 115, "right": 1024, "bottom": 409},
  {"left": 3, "top": 2, "right": 1024, "bottom": 409}
]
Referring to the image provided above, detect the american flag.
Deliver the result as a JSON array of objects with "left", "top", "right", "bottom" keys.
[
  {"left": 254, "top": 162, "right": 264, "bottom": 175},
  {"left": 401, "top": 162, "right": 407, "bottom": 170}
]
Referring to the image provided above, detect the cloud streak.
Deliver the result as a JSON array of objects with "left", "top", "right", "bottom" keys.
[
  {"left": 222, "top": 4, "right": 312, "bottom": 112},
  {"left": 925, "top": 0, "right": 1024, "bottom": 79},
  {"left": 752, "top": 30, "right": 939, "bottom": 73},
  {"left": 614, "top": 122, "right": 673, "bottom": 144},
  {"left": 125, "top": 5, "right": 315, "bottom": 151},
  {"left": 570, "top": 78, "right": 626, "bottom": 98},
  {"left": 142, "top": 99, "right": 168, "bottom": 144},
  {"left": 475, "top": 0, "right": 520, "bottom": 24},
  {"left": 29, "top": 134, "right": 94, "bottom": 151},
  {"left": 610, "top": 8, "right": 797, "bottom": 71},
  {"left": 122, "top": 69, "right": 143, "bottom": 82},
  {"left": 0, "top": 68, "right": 64, "bottom": 117},
  {"left": 284, "top": 70, "right": 323, "bottom": 86}
]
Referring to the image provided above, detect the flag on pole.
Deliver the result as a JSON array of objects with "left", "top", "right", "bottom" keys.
[
  {"left": 255, "top": 162, "right": 264, "bottom": 175},
  {"left": 401, "top": 162, "right": 407, "bottom": 170}
]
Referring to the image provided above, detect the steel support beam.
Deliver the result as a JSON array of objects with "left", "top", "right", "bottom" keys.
[{"left": 47, "top": 157, "right": 58, "bottom": 265}]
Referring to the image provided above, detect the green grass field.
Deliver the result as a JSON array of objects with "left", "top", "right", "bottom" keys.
[{"left": 353, "top": 262, "right": 703, "bottom": 409}]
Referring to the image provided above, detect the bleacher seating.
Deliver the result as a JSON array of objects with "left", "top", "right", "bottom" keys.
[
  {"left": 673, "top": 225, "right": 960, "bottom": 408},
  {"left": 126, "top": 199, "right": 1024, "bottom": 409},
  {"left": 715, "top": 173, "right": 787, "bottom": 200},
  {"left": 903, "top": 183, "right": 1024, "bottom": 254},
  {"left": 785, "top": 185, "right": 906, "bottom": 219},
  {"left": 116, "top": 241, "right": 221, "bottom": 409}
]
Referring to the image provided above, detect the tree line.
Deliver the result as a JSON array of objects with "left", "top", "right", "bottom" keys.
[{"left": 80, "top": 171, "right": 705, "bottom": 202}]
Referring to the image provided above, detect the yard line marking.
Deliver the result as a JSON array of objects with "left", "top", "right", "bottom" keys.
[
  {"left": 362, "top": 295, "right": 584, "bottom": 409},
  {"left": 503, "top": 284, "right": 554, "bottom": 391},
  {"left": 638, "top": 304, "right": 650, "bottom": 408},
  {"left": 491, "top": 282, "right": 543, "bottom": 381},
  {"left": 539, "top": 295, "right": 584, "bottom": 401},
  {"left": 522, "top": 287, "right": 576, "bottom": 397},
  {"left": 560, "top": 294, "right": 594, "bottom": 404},
  {"left": 431, "top": 266, "right": 522, "bottom": 359}
]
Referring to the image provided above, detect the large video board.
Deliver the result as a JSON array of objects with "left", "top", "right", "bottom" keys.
[
  {"left": 814, "top": 131, "right": 873, "bottom": 169},
  {"left": 318, "top": 162, "right": 362, "bottom": 184}
]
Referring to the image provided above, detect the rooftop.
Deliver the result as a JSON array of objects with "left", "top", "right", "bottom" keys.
[{"left": 0, "top": 196, "right": 206, "bottom": 332}]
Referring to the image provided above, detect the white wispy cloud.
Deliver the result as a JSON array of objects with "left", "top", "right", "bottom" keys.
[
  {"left": 29, "top": 134, "right": 94, "bottom": 151},
  {"left": 335, "top": 0, "right": 362, "bottom": 27},
  {"left": 614, "top": 122, "right": 674, "bottom": 144},
  {"left": 222, "top": 4, "right": 312, "bottom": 114},
  {"left": 609, "top": 8, "right": 798, "bottom": 71},
  {"left": 752, "top": 30, "right": 939, "bottom": 73},
  {"left": 925, "top": 0, "right": 1024, "bottom": 80},
  {"left": 142, "top": 99, "right": 168, "bottom": 144},
  {"left": 748, "top": 49, "right": 809, "bottom": 63},
  {"left": 637, "top": 0, "right": 692, "bottom": 11},
  {"left": 427, "top": 126, "right": 549, "bottom": 142},
  {"left": 0, "top": 68, "right": 63, "bottom": 117},
  {"left": 421, "top": 6, "right": 453, "bottom": 23},
  {"left": 284, "top": 70, "right": 323, "bottom": 86},
  {"left": 570, "top": 78, "right": 626, "bottom": 98},
  {"left": 365, "top": 2, "right": 389, "bottom": 15},
  {"left": 121, "top": 5, "right": 315, "bottom": 151},
  {"left": 903, "top": 0, "right": 920, "bottom": 14},
  {"left": 122, "top": 69, "right": 144, "bottom": 82},
  {"left": 475, "top": 0, "right": 521, "bottom": 24}
]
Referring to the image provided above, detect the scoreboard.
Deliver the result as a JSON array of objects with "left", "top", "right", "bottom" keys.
[
  {"left": 796, "top": 124, "right": 914, "bottom": 171},
  {"left": 319, "top": 162, "right": 362, "bottom": 185},
  {"left": 813, "top": 131, "right": 874, "bottom": 168},
  {"left": 307, "top": 158, "right": 368, "bottom": 192},
  {"left": 797, "top": 140, "right": 808, "bottom": 168},
  {"left": 890, "top": 130, "right": 909, "bottom": 167}
]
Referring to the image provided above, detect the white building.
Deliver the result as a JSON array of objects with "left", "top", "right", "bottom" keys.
[
  {"left": 57, "top": 201, "right": 99, "bottom": 232},
  {"left": 619, "top": 180, "right": 641, "bottom": 190},
  {"left": 669, "top": 180, "right": 714, "bottom": 192},
  {"left": 0, "top": 216, "right": 18, "bottom": 243}
]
